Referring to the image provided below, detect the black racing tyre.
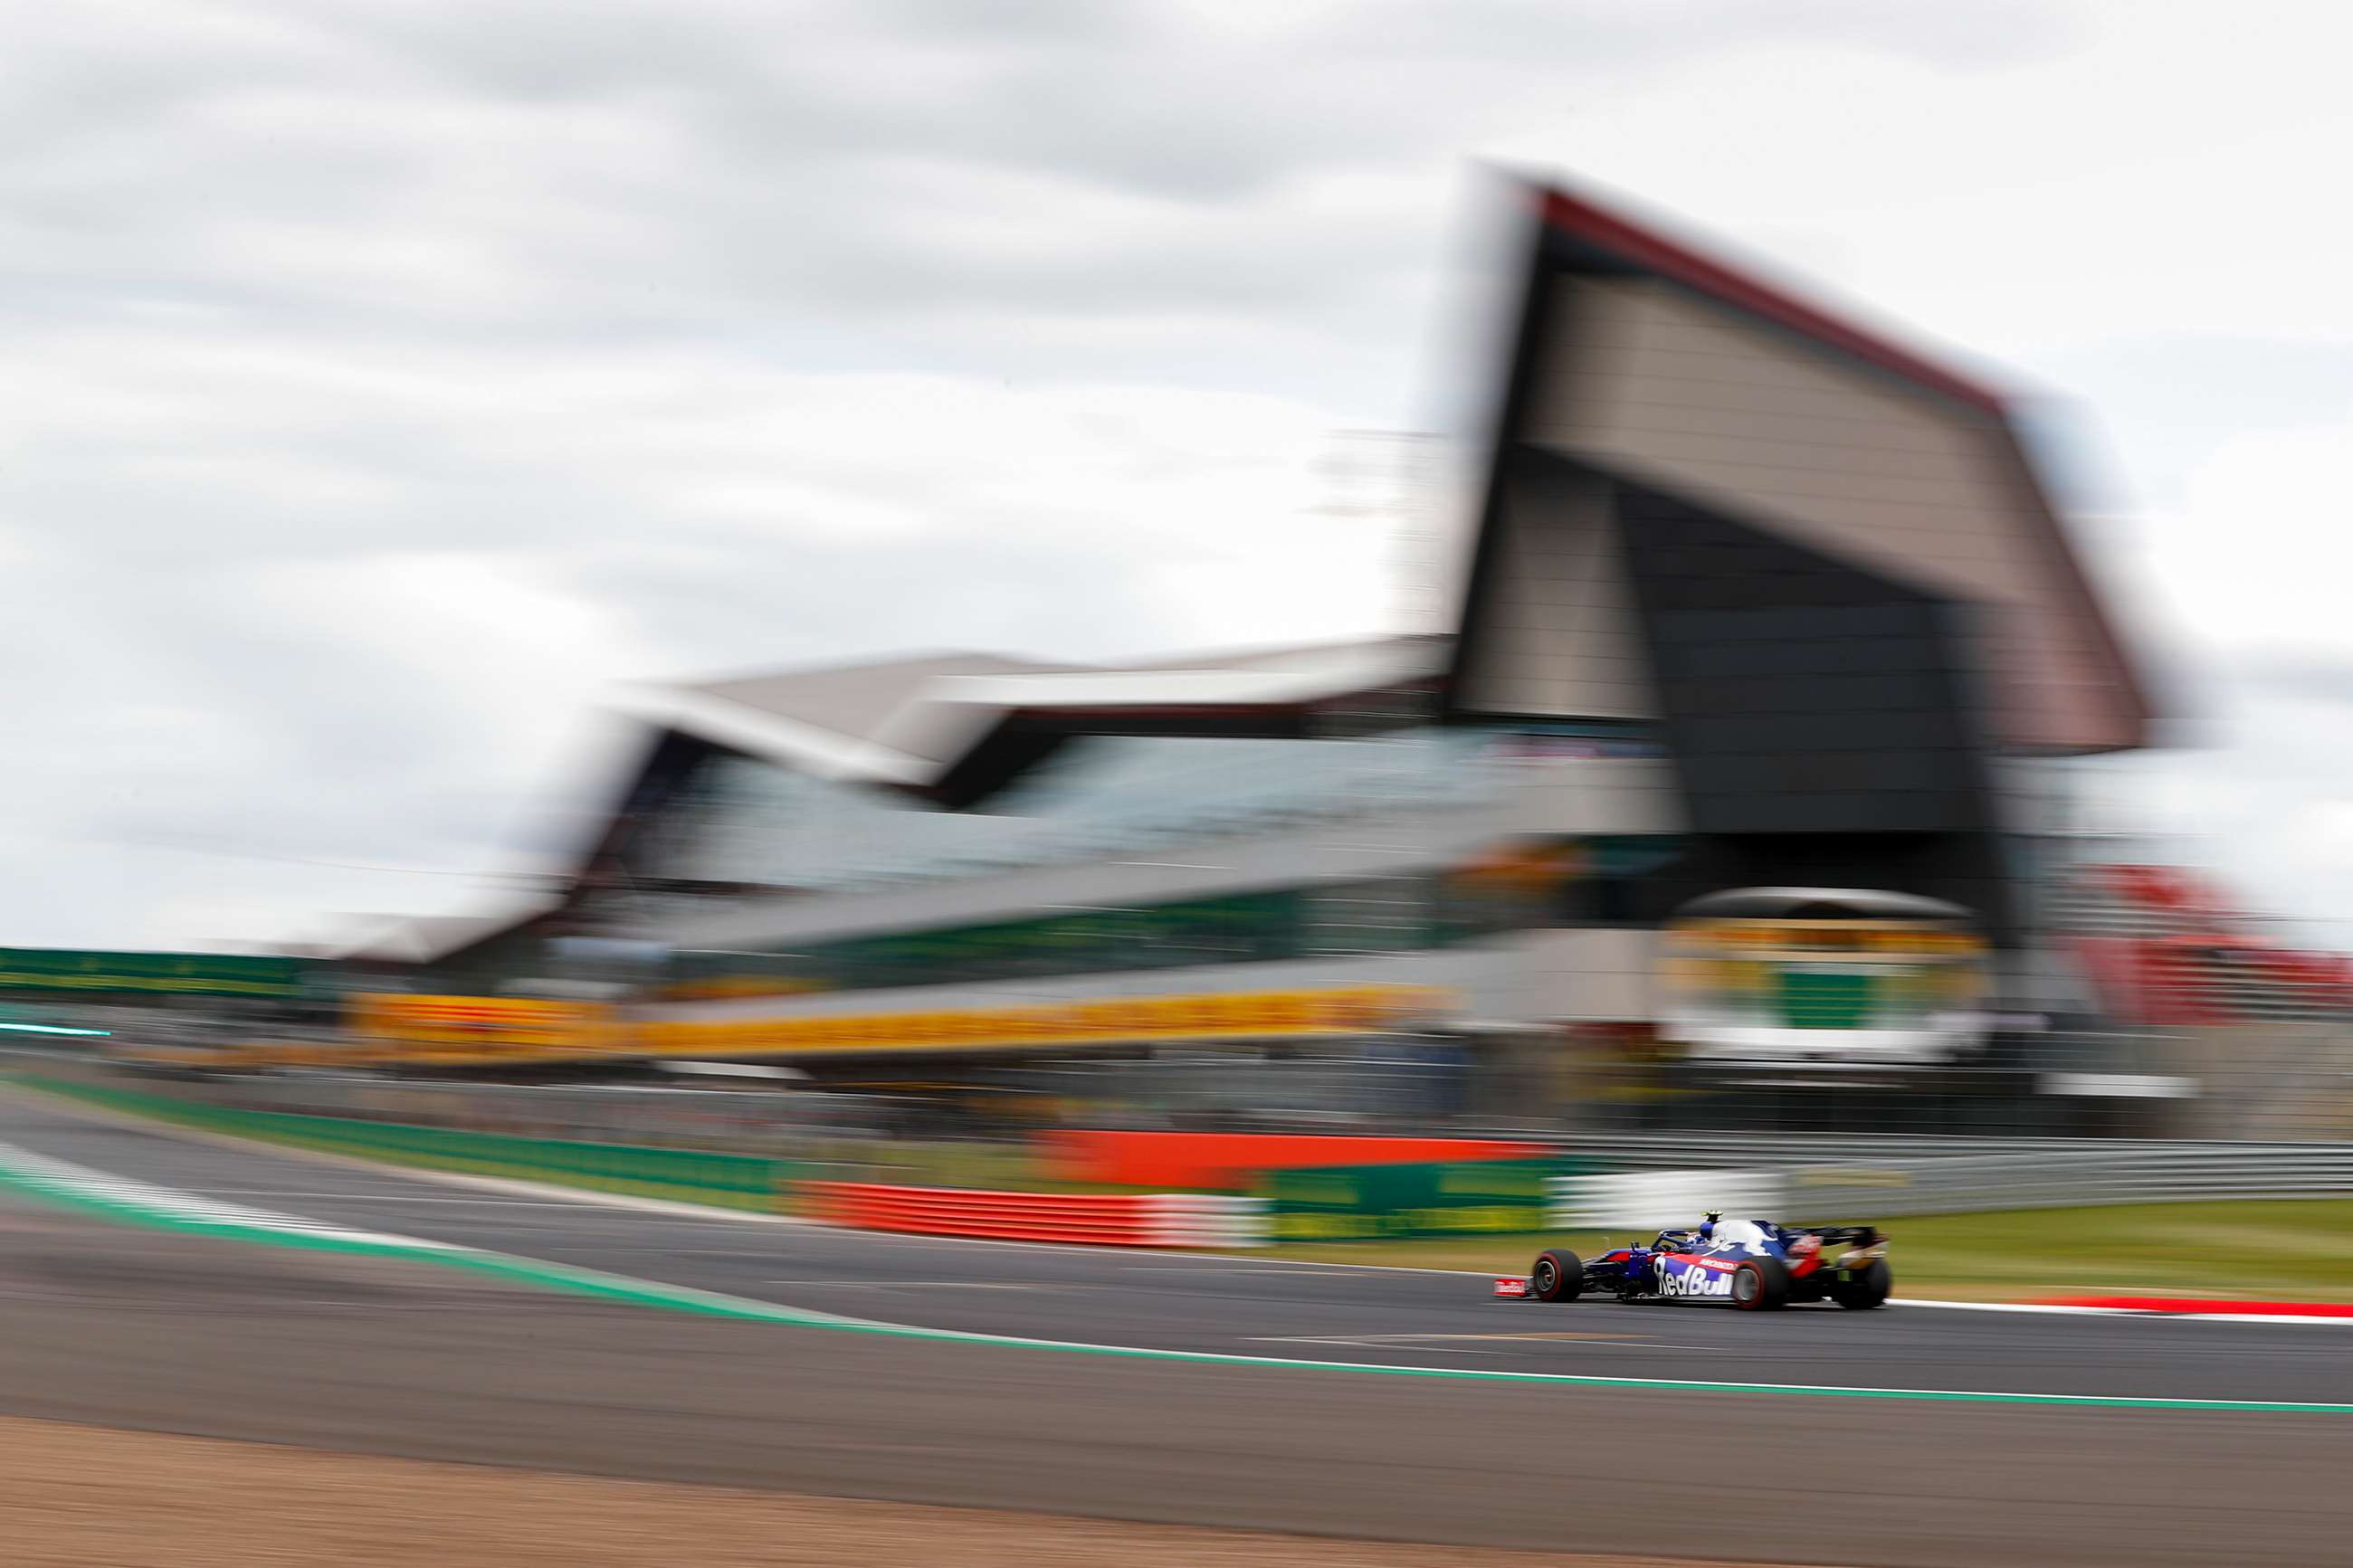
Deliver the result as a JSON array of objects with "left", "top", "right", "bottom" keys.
[
  {"left": 1529, "top": 1249, "right": 1582, "bottom": 1303},
  {"left": 1729, "top": 1257, "right": 1789, "bottom": 1311},
  {"left": 1832, "top": 1259, "right": 1892, "bottom": 1310}
]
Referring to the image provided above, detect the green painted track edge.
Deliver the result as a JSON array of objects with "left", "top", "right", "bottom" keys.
[{"left": 3, "top": 1101, "right": 2350, "bottom": 1415}]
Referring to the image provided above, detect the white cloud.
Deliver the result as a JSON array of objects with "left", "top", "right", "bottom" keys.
[
  {"left": 3, "top": 0, "right": 2350, "bottom": 946},
  {"left": 2144, "top": 419, "right": 2353, "bottom": 660}
]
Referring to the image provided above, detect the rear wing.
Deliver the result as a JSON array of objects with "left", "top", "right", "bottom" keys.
[{"left": 1789, "top": 1224, "right": 1884, "bottom": 1247}]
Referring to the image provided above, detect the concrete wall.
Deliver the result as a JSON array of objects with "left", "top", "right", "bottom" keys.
[{"left": 1473, "top": 927, "right": 1655, "bottom": 1024}]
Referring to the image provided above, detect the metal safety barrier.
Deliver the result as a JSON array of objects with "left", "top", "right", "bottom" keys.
[
  {"left": 1777, "top": 1145, "right": 2353, "bottom": 1217},
  {"left": 1549, "top": 1144, "right": 2353, "bottom": 1227},
  {"left": 22, "top": 1065, "right": 2353, "bottom": 1239}
]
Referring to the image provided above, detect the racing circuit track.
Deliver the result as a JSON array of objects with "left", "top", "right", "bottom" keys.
[{"left": 5, "top": 1084, "right": 2353, "bottom": 1566}]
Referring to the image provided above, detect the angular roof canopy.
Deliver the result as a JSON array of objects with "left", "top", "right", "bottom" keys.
[
  {"left": 330, "top": 904, "right": 555, "bottom": 965},
  {"left": 614, "top": 635, "right": 1444, "bottom": 792},
  {"left": 1449, "top": 178, "right": 2151, "bottom": 755},
  {"left": 691, "top": 651, "right": 1074, "bottom": 763}
]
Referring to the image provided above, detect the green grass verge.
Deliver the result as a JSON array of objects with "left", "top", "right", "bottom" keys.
[
  {"left": 1252, "top": 1201, "right": 2353, "bottom": 1302},
  {"left": 10, "top": 1074, "right": 783, "bottom": 1212},
  {"left": 9, "top": 1073, "right": 1160, "bottom": 1211}
]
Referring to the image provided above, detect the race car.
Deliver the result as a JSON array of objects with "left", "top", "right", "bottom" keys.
[{"left": 1491, "top": 1213, "right": 1890, "bottom": 1311}]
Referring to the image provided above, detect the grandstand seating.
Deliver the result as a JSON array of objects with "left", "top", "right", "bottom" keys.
[{"left": 2051, "top": 863, "right": 2353, "bottom": 1025}]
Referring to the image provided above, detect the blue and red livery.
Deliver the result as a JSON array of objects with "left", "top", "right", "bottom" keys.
[{"left": 1492, "top": 1214, "right": 1891, "bottom": 1311}]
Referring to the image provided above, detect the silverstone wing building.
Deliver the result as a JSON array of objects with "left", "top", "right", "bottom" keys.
[{"left": 376, "top": 180, "right": 2153, "bottom": 1111}]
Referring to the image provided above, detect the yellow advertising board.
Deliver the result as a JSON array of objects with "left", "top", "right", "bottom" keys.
[
  {"left": 336, "top": 984, "right": 1451, "bottom": 1069},
  {"left": 635, "top": 984, "right": 1448, "bottom": 1061},
  {"left": 346, "top": 993, "right": 618, "bottom": 1056}
]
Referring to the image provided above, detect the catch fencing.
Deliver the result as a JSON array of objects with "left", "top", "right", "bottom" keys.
[
  {"left": 155, "top": 1071, "right": 811, "bottom": 1154},
  {"left": 1549, "top": 1144, "right": 2353, "bottom": 1229}
]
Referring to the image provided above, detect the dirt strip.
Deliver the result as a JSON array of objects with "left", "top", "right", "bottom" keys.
[{"left": 0, "top": 1414, "right": 1789, "bottom": 1568}]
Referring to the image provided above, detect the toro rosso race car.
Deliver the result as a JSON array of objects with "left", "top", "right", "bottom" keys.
[{"left": 1493, "top": 1214, "right": 1890, "bottom": 1311}]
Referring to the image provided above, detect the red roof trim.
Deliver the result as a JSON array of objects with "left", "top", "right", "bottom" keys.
[{"left": 1538, "top": 186, "right": 2008, "bottom": 416}]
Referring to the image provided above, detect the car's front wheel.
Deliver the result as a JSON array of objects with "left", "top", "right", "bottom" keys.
[{"left": 1529, "top": 1249, "right": 1582, "bottom": 1303}]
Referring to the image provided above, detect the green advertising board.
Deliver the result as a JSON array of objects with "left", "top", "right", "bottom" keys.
[
  {"left": 1261, "top": 1158, "right": 1573, "bottom": 1242},
  {"left": 0, "top": 949, "right": 314, "bottom": 1000}
]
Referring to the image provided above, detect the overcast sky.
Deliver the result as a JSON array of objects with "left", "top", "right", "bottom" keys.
[{"left": 6, "top": 0, "right": 2352, "bottom": 951}]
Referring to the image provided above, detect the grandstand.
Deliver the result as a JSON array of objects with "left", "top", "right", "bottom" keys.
[
  {"left": 205, "top": 178, "right": 2310, "bottom": 1133},
  {"left": 2053, "top": 861, "right": 2353, "bottom": 1024}
]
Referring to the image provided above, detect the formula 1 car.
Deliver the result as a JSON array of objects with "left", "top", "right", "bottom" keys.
[{"left": 1492, "top": 1214, "right": 1890, "bottom": 1311}]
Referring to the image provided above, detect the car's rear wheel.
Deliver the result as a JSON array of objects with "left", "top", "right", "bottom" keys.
[
  {"left": 1832, "top": 1259, "right": 1891, "bottom": 1310},
  {"left": 1529, "top": 1249, "right": 1582, "bottom": 1303},
  {"left": 1729, "top": 1257, "right": 1789, "bottom": 1311}
]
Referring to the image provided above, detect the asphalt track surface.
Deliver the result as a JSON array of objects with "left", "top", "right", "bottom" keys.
[{"left": 5, "top": 1086, "right": 2353, "bottom": 1565}]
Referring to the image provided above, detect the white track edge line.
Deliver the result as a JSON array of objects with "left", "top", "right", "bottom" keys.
[
  {"left": 1900, "top": 1297, "right": 2353, "bottom": 1324},
  {"left": 0, "top": 1082, "right": 809, "bottom": 1226}
]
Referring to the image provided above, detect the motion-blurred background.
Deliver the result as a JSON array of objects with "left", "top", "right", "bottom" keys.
[{"left": 9, "top": 2, "right": 2353, "bottom": 1172}]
